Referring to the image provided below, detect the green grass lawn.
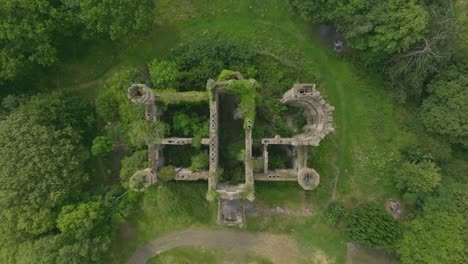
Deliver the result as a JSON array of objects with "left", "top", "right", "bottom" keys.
[{"left": 35, "top": 0, "right": 445, "bottom": 263}]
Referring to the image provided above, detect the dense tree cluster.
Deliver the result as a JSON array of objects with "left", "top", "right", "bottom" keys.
[
  {"left": 0, "top": 93, "right": 138, "bottom": 263},
  {"left": 420, "top": 62, "right": 468, "bottom": 146},
  {"left": 0, "top": 0, "right": 154, "bottom": 82},
  {"left": 290, "top": 0, "right": 461, "bottom": 100}
]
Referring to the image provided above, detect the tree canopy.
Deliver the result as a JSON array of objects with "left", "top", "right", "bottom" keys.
[
  {"left": 0, "top": 0, "right": 60, "bottom": 81},
  {"left": 394, "top": 161, "right": 441, "bottom": 194},
  {"left": 420, "top": 62, "right": 468, "bottom": 146},
  {"left": 397, "top": 210, "right": 465, "bottom": 264},
  {"left": 290, "top": 0, "right": 428, "bottom": 63},
  {"left": 78, "top": 0, "right": 154, "bottom": 40},
  {"left": 345, "top": 202, "right": 402, "bottom": 249},
  {"left": 0, "top": 93, "right": 92, "bottom": 241}
]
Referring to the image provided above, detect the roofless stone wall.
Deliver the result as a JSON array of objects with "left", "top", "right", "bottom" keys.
[{"left": 127, "top": 72, "right": 334, "bottom": 226}]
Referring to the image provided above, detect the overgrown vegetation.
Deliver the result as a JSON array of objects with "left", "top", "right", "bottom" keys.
[{"left": 0, "top": 0, "right": 466, "bottom": 263}]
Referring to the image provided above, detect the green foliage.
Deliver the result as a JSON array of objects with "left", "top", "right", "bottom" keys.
[
  {"left": 190, "top": 152, "right": 209, "bottom": 172},
  {"left": 158, "top": 91, "right": 209, "bottom": 104},
  {"left": 95, "top": 90, "right": 120, "bottom": 122},
  {"left": 129, "top": 170, "right": 150, "bottom": 190},
  {"left": 21, "top": 92, "right": 94, "bottom": 135},
  {"left": 0, "top": 95, "right": 90, "bottom": 240},
  {"left": 206, "top": 188, "right": 218, "bottom": 202},
  {"left": 397, "top": 210, "right": 465, "bottom": 264},
  {"left": 78, "top": 0, "right": 154, "bottom": 40},
  {"left": 158, "top": 166, "right": 176, "bottom": 182},
  {"left": 323, "top": 202, "right": 345, "bottom": 226},
  {"left": 290, "top": 0, "right": 428, "bottom": 63},
  {"left": 218, "top": 70, "right": 259, "bottom": 128},
  {"left": 345, "top": 202, "right": 402, "bottom": 248},
  {"left": 171, "top": 36, "right": 254, "bottom": 90},
  {"left": 0, "top": 0, "right": 60, "bottom": 81},
  {"left": 394, "top": 161, "right": 441, "bottom": 194},
  {"left": 148, "top": 59, "right": 179, "bottom": 88},
  {"left": 97, "top": 69, "right": 143, "bottom": 125},
  {"left": 172, "top": 110, "right": 209, "bottom": 138},
  {"left": 128, "top": 119, "right": 169, "bottom": 146},
  {"left": 91, "top": 136, "right": 114, "bottom": 156},
  {"left": 15, "top": 189, "right": 137, "bottom": 264},
  {"left": 420, "top": 62, "right": 468, "bottom": 146},
  {"left": 57, "top": 201, "right": 104, "bottom": 236},
  {"left": 120, "top": 150, "right": 148, "bottom": 181},
  {"left": 385, "top": 2, "right": 460, "bottom": 100}
]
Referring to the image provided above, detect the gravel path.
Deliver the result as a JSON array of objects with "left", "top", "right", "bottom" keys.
[{"left": 127, "top": 228, "right": 300, "bottom": 264}]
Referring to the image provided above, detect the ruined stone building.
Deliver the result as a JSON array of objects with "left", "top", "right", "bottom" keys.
[{"left": 127, "top": 71, "right": 334, "bottom": 227}]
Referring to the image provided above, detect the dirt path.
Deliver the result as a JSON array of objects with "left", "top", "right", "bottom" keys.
[{"left": 127, "top": 228, "right": 301, "bottom": 264}]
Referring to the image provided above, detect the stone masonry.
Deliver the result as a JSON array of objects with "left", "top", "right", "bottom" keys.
[{"left": 127, "top": 73, "right": 334, "bottom": 226}]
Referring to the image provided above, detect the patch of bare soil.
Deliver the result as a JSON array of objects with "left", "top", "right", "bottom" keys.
[
  {"left": 346, "top": 243, "right": 396, "bottom": 264},
  {"left": 127, "top": 229, "right": 301, "bottom": 264}
]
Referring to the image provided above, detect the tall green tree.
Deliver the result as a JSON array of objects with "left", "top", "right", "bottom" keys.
[
  {"left": 394, "top": 161, "right": 441, "bottom": 194},
  {"left": 0, "top": 0, "right": 60, "bottom": 81},
  {"left": 397, "top": 209, "right": 465, "bottom": 264},
  {"left": 420, "top": 62, "right": 468, "bottom": 146},
  {"left": 0, "top": 99, "right": 88, "bottom": 241},
  {"left": 290, "top": 0, "right": 429, "bottom": 63},
  {"left": 78, "top": 0, "right": 154, "bottom": 40},
  {"left": 148, "top": 59, "right": 179, "bottom": 88}
]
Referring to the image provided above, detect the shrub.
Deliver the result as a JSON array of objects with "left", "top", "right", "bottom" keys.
[
  {"left": 345, "top": 202, "right": 401, "bottom": 248},
  {"left": 148, "top": 59, "right": 179, "bottom": 88},
  {"left": 91, "top": 136, "right": 114, "bottom": 156},
  {"left": 394, "top": 161, "right": 441, "bottom": 194},
  {"left": 120, "top": 150, "right": 148, "bottom": 181},
  {"left": 190, "top": 152, "right": 209, "bottom": 172},
  {"left": 323, "top": 201, "right": 345, "bottom": 226},
  {"left": 158, "top": 165, "right": 176, "bottom": 182}
]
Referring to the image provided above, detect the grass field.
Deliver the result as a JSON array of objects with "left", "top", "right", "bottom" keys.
[{"left": 32, "top": 0, "right": 451, "bottom": 263}]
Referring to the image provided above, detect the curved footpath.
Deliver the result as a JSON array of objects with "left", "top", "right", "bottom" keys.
[{"left": 127, "top": 228, "right": 300, "bottom": 264}]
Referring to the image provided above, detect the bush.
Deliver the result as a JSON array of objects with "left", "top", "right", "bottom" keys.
[
  {"left": 148, "top": 59, "right": 179, "bottom": 88},
  {"left": 345, "top": 202, "right": 401, "bottom": 248},
  {"left": 190, "top": 152, "right": 209, "bottom": 172},
  {"left": 394, "top": 161, "right": 441, "bottom": 194},
  {"left": 171, "top": 35, "right": 254, "bottom": 90},
  {"left": 158, "top": 165, "right": 176, "bottom": 182},
  {"left": 323, "top": 201, "right": 345, "bottom": 226},
  {"left": 120, "top": 150, "right": 148, "bottom": 181},
  {"left": 91, "top": 136, "right": 114, "bottom": 156}
]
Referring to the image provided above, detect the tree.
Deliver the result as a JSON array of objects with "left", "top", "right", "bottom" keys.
[
  {"left": 0, "top": 0, "right": 60, "bottom": 81},
  {"left": 129, "top": 119, "right": 169, "bottom": 146},
  {"left": 91, "top": 136, "right": 114, "bottom": 156},
  {"left": 120, "top": 150, "right": 148, "bottom": 181},
  {"left": 385, "top": 2, "right": 460, "bottom": 100},
  {"left": 171, "top": 36, "right": 254, "bottom": 90},
  {"left": 345, "top": 202, "right": 402, "bottom": 248},
  {"left": 0, "top": 122, "right": 87, "bottom": 239},
  {"left": 289, "top": 0, "right": 429, "bottom": 64},
  {"left": 57, "top": 201, "right": 105, "bottom": 237},
  {"left": 78, "top": 0, "right": 154, "bottom": 40},
  {"left": 21, "top": 92, "right": 94, "bottom": 135},
  {"left": 420, "top": 62, "right": 468, "bottom": 146},
  {"left": 397, "top": 210, "right": 465, "bottom": 264},
  {"left": 394, "top": 161, "right": 441, "bottom": 194},
  {"left": 148, "top": 59, "right": 179, "bottom": 88},
  {"left": 190, "top": 151, "right": 209, "bottom": 172},
  {"left": 0, "top": 94, "right": 91, "bottom": 240}
]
